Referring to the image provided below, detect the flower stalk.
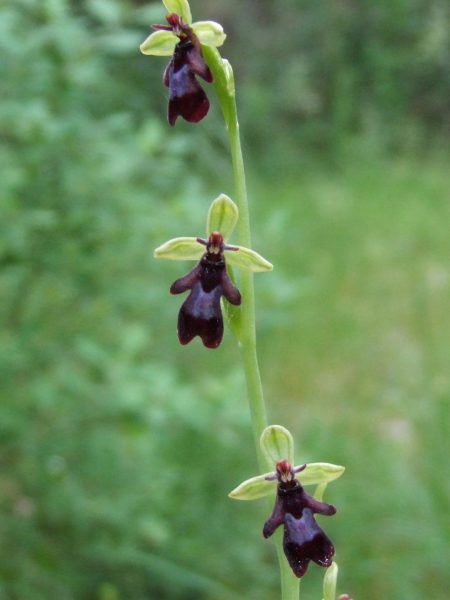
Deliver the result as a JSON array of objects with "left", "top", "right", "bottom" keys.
[{"left": 202, "top": 46, "right": 301, "bottom": 600}]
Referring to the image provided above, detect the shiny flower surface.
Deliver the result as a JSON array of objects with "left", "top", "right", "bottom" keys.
[
  {"left": 154, "top": 194, "right": 273, "bottom": 349},
  {"left": 170, "top": 232, "right": 241, "bottom": 348},
  {"left": 263, "top": 460, "right": 336, "bottom": 578},
  {"left": 140, "top": 0, "right": 226, "bottom": 125}
]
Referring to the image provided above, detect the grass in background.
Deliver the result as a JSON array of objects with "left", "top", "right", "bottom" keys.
[
  {"left": 1, "top": 0, "right": 449, "bottom": 598},
  {"left": 249, "top": 152, "right": 450, "bottom": 599}
]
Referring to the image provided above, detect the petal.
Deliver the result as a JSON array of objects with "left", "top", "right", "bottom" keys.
[
  {"left": 154, "top": 237, "right": 204, "bottom": 261},
  {"left": 177, "top": 284, "right": 223, "bottom": 348},
  {"left": 228, "top": 472, "right": 277, "bottom": 501},
  {"left": 192, "top": 21, "right": 226, "bottom": 47},
  {"left": 163, "top": 0, "right": 192, "bottom": 24},
  {"left": 206, "top": 194, "right": 239, "bottom": 241},
  {"left": 263, "top": 494, "right": 285, "bottom": 538},
  {"left": 184, "top": 45, "right": 213, "bottom": 82},
  {"left": 304, "top": 493, "right": 336, "bottom": 516},
  {"left": 225, "top": 245, "right": 273, "bottom": 272},
  {"left": 167, "top": 64, "right": 210, "bottom": 125},
  {"left": 297, "top": 463, "right": 345, "bottom": 486},
  {"left": 221, "top": 271, "right": 241, "bottom": 305},
  {"left": 323, "top": 562, "right": 338, "bottom": 600},
  {"left": 260, "top": 425, "right": 294, "bottom": 465},
  {"left": 140, "top": 30, "right": 177, "bottom": 56},
  {"left": 283, "top": 510, "right": 334, "bottom": 577},
  {"left": 170, "top": 264, "right": 201, "bottom": 294}
]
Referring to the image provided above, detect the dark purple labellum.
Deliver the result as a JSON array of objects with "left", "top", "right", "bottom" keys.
[
  {"left": 170, "top": 233, "right": 241, "bottom": 348},
  {"left": 154, "top": 14, "right": 213, "bottom": 126},
  {"left": 263, "top": 460, "right": 336, "bottom": 578}
]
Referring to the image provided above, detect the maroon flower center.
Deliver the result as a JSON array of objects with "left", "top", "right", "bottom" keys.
[{"left": 276, "top": 460, "right": 295, "bottom": 483}]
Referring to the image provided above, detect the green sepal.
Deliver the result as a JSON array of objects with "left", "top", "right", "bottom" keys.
[
  {"left": 228, "top": 473, "right": 276, "bottom": 501},
  {"left": 260, "top": 425, "right": 294, "bottom": 465},
  {"left": 298, "top": 463, "right": 345, "bottom": 486},
  {"left": 206, "top": 194, "right": 238, "bottom": 240},
  {"left": 140, "top": 30, "right": 177, "bottom": 56},
  {"left": 229, "top": 462, "right": 345, "bottom": 501},
  {"left": 323, "top": 562, "right": 338, "bottom": 600},
  {"left": 226, "top": 246, "right": 273, "bottom": 272},
  {"left": 154, "top": 237, "right": 203, "bottom": 260},
  {"left": 163, "top": 0, "right": 192, "bottom": 24},
  {"left": 192, "top": 21, "right": 226, "bottom": 47}
]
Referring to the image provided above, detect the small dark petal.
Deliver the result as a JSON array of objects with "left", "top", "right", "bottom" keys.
[
  {"left": 283, "top": 510, "right": 335, "bottom": 578},
  {"left": 170, "top": 264, "right": 201, "bottom": 294},
  {"left": 185, "top": 45, "right": 213, "bottom": 82},
  {"left": 152, "top": 23, "right": 173, "bottom": 31},
  {"left": 305, "top": 493, "right": 336, "bottom": 516},
  {"left": 221, "top": 271, "right": 241, "bottom": 306},
  {"left": 263, "top": 494, "right": 285, "bottom": 539}
]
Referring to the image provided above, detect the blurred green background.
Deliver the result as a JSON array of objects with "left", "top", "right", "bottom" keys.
[{"left": 1, "top": 0, "right": 449, "bottom": 598}]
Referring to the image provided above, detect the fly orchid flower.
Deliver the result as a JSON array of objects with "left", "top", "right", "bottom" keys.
[
  {"left": 264, "top": 459, "right": 336, "bottom": 578},
  {"left": 154, "top": 194, "right": 273, "bottom": 348},
  {"left": 229, "top": 426, "right": 345, "bottom": 579},
  {"left": 170, "top": 232, "right": 241, "bottom": 348},
  {"left": 140, "top": 0, "right": 226, "bottom": 125}
]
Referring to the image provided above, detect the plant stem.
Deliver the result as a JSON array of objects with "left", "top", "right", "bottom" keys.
[
  {"left": 203, "top": 46, "right": 300, "bottom": 600},
  {"left": 277, "top": 541, "right": 302, "bottom": 600},
  {"left": 227, "top": 106, "right": 268, "bottom": 468}
]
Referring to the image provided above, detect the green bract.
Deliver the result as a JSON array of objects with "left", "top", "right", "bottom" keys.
[
  {"left": 260, "top": 425, "right": 294, "bottom": 465},
  {"left": 140, "top": 1, "right": 226, "bottom": 57},
  {"left": 154, "top": 194, "right": 272, "bottom": 273},
  {"left": 222, "top": 59, "right": 235, "bottom": 96},
  {"left": 207, "top": 194, "right": 238, "bottom": 240},
  {"left": 323, "top": 562, "right": 338, "bottom": 600}
]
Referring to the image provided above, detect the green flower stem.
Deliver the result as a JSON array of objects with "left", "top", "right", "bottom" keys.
[
  {"left": 277, "top": 541, "right": 302, "bottom": 600},
  {"left": 203, "top": 46, "right": 300, "bottom": 600},
  {"left": 227, "top": 106, "right": 268, "bottom": 465}
]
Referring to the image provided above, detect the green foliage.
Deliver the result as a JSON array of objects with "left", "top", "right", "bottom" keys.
[
  {"left": 217, "top": 0, "right": 449, "bottom": 164},
  {"left": 1, "top": 0, "right": 449, "bottom": 599}
]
